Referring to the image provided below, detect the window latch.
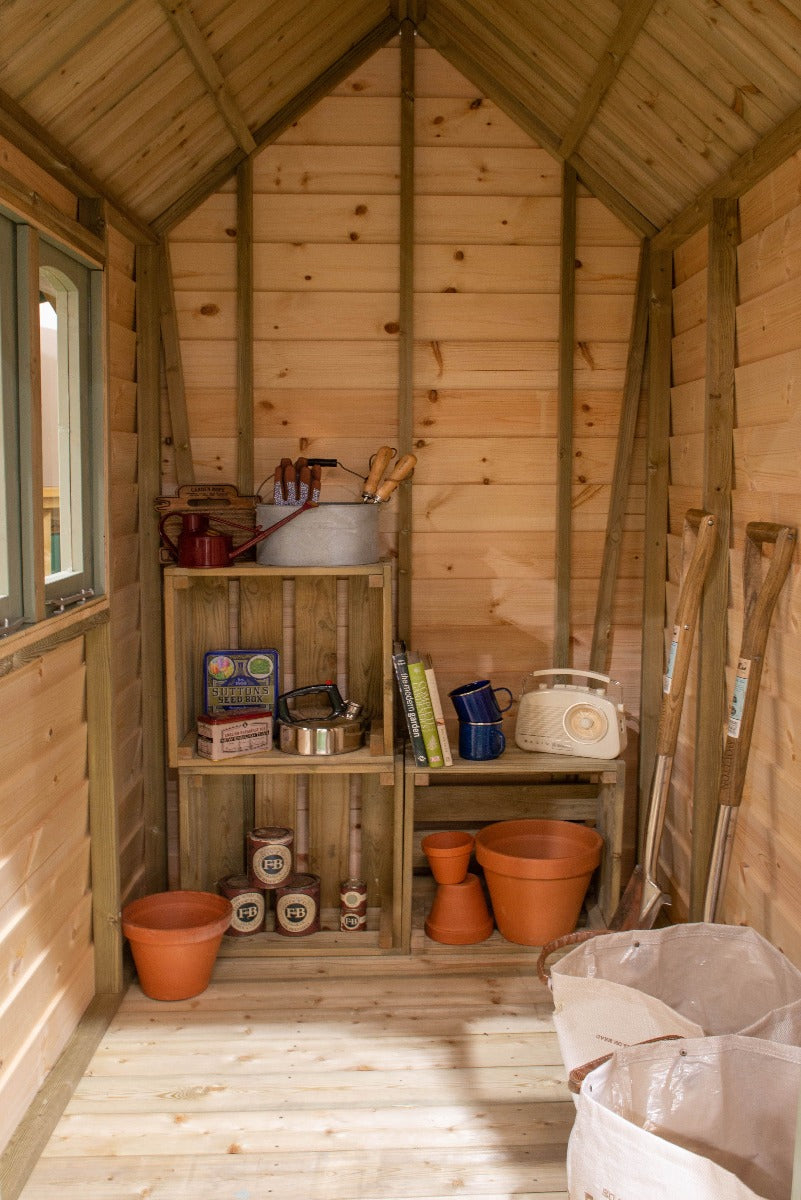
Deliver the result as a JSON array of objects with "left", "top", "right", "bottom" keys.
[
  {"left": 0, "top": 616, "right": 26, "bottom": 639},
  {"left": 47, "top": 587, "right": 95, "bottom": 614}
]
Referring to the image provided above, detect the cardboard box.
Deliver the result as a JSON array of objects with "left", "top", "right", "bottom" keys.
[{"left": 197, "top": 710, "right": 273, "bottom": 760}]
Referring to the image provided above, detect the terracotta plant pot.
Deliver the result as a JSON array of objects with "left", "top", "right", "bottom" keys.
[
  {"left": 421, "top": 830, "right": 475, "bottom": 885},
  {"left": 424, "top": 872, "right": 494, "bottom": 945},
  {"left": 122, "top": 890, "right": 233, "bottom": 1001},
  {"left": 475, "top": 819, "right": 603, "bottom": 946}
]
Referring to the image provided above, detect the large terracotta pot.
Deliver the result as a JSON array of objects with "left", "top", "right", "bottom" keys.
[
  {"left": 475, "top": 819, "right": 603, "bottom": 946},
  {"left": 122, "top": 890, "right": 233, "bottom": 1001}
]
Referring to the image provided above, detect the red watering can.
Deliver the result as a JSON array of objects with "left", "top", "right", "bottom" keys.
[{"left": 159, "top": 502, "right": 316, "bottom": 568}]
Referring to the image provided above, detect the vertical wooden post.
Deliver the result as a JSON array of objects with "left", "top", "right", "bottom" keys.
[
  {"left": 590, "top": 239, "right": 650, "bottom": 674},
  {"left": 158, "top": 242, "right": 195, "bottom": 485},
  {"left": 136, "top": 243, "right": 168, "bottom": 893},
  {"left": 639, "top": 247, "right": 672, "bottom": 849},
  {"left": 690, "top": 198, "right": 738, "bottom": 917},
  {"left": 397, "top": 19, "right": 415, "bottom": 644},
  {"left": 85, "top": 618, "right": 123, "bottom": 994},
  {"left": 236, "top": 157, "right": 254, "bottom": 496},
  {"left": 554, "top": 162, "right": 576, "bottom": 667}
]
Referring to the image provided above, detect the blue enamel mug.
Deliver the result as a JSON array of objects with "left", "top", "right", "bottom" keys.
[
  {"left": 449, "top": 679, "right": 513, "bottom": 723},
  {"left": 458, "top": 720, "right": 506, "bottom": 761}
]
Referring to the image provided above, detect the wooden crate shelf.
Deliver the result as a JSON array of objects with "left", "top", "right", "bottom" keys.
[
  {"left": 163, "top": 561, "right": 403, "bottom": 956},
  {"left": 403, "top": 746, "right": 625, "bottom": 951}
]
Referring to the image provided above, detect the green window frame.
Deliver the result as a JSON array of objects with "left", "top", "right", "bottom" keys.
[{"left": 0, "top": 209, "right": 104, "bottom": 632}]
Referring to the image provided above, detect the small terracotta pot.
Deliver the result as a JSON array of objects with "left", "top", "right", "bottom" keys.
[
  {"left": 475, "top": 819, "right": 603, "bottom": 946},
  {"left": 421, "top": 830, "right": 475, "bottom": 885},
  {"left": 424, "top": 873, "right": 494, "bottom": 945},
  {"left": 122, "top": 890, "right": 233, "bottom": 1001}
]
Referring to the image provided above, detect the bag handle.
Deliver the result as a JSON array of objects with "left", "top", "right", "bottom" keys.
[
  {"left": 567, "top": 1034, "right": 684, "bottom": 1094},
  {"left": 536, "top": 928, "right": 606, "bottom": 984}
]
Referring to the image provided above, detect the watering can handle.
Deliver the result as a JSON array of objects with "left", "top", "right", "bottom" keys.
[
  {"left": 229, "top": 499, "right": 317, "bottom": 559},
  {"left": 158, "top": 515, "right": 179, "bottom": 561}
]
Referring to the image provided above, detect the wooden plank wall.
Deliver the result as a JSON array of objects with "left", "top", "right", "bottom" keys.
[
  {"left": 409, "top": 42, "right": 643, "bottom": 731},
  {"left": 0, "top": 136, "right": 149, "bottom": 1156},
  {"left": 167, "top": 38, "right": 645, "bottom": 866},
  {"left": 0, "top": 639, "right": 96, "bottom": 1154},
  {"left": 107, "top": 228, "right": 148, "bottom": 908},
  {"left": 663, "top": 161, "right": 801, "bottom": 960},
  {"left": 169, "top": 42, "right": 401, "bottom": 542}
]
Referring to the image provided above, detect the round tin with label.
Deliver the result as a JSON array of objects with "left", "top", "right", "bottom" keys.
[
  {"left": 275, "top": 873, "right": 320, "bottom": 936},
  {"left": 339, "top": 877, "right": 367, "bottom": 931},
  {"left": 247, "top": 827, "right": 294, "bottom": 889},
  {"left": 218, "top": 874, "right": 266, "bottom": 936}
]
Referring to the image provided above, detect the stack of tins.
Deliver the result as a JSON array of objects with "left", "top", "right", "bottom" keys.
[
  {"left": 222, "top": 826, "right": 323, "bottom": 937},
  {"left": 219, "top": 830, "right": 369, "bottom": 936}
]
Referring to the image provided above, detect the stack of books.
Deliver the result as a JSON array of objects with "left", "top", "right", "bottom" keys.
[{"left": 391, "top": 642, "right": 453, "bottom": 768}]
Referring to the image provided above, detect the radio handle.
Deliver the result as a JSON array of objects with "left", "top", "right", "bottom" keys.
[{"left": 520, "top": 668, "right": 624, "bottom": 707}]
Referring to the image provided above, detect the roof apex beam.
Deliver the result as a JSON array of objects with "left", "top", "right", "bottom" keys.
[
  {"left": 158, "top": 0, "right": 256, "bottom": 155},
  {"left": 389, "top": 0, "right": 426, "bottom": 22},
  {"left": 559, "top": 0, "right": 656, "bottom": 159}
]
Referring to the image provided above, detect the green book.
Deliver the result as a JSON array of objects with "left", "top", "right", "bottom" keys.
[{"left": 406, "top": 653, "right": 444, "bottom": 768}]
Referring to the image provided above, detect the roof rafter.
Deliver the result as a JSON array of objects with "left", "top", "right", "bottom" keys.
[
  {"left": 153, "top": 15, "right": 400, "bottom": 233},
  {"left": 157, "top": 0, "right": 257, "bottom": 155},
  {"left": 418, "top": 12, "right": 657, "bottom": 238},
  {"left": 654, "top": 97, "right": 801, "bottom": 249},
  {"left": 0, "top": 85, "right": 156, "bottom": 245},
  {"left": 559, "top": 0, "right": 656, "bottom": 158}
]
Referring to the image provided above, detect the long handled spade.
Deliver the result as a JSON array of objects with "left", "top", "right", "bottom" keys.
[
  {"left": 538, "top": 509, "right": 717, "bottom": 980},
  {"left": 702, "top": 521, "right": 797, "bottom": 922}
]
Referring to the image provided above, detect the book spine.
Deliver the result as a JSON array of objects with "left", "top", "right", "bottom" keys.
[
  {"left": 407, "top": 657, "right": 444, "bottom": 768},
  {"left": 423, "top": 657, "right": 453, "bottom": 767},
  {"left": 391, "top": 650, "right": 428, "bottom": 766}
]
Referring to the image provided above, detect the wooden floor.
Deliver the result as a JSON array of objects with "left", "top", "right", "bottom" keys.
[{"left": 17, "top": 899, "right": 574, "bottom": 1199}]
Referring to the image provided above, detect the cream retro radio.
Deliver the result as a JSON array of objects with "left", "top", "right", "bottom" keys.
[{"left": 514, "top": 669, "right": 627, "bottom": 759}]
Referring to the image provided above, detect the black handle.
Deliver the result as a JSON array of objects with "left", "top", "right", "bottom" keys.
[{"left": 277, "top": 682, "right": 347, "bottom": 723}]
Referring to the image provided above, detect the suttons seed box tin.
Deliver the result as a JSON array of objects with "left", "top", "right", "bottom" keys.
[{"left": 203, "top": 649, "right": 279, "bottom": 716}]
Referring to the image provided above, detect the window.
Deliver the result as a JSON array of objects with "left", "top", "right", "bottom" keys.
[{"left": 0, "top": 210, "right": 103, "bottom": 631}]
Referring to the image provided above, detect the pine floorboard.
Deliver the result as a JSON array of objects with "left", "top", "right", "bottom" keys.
[{"left": 18, "top": 894, "right": 573, "bottom": 1199}]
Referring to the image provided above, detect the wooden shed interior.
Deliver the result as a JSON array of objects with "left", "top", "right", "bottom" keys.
[{"left": 1, "top": 0, "right": 801, "bottom": 1193}]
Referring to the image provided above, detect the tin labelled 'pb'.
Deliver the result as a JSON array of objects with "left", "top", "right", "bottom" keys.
[
  {"left": 340, "top": 878, "right": 367, "bottom": 931},
  {"left": 247, "top": 827, "right": 293, "bottom": 889},
  {"left": 218, "top": 875, "right": 266, "bottom": 936}
]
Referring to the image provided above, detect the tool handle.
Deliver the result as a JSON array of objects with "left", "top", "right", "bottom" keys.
[
  {"left": 375, "top": 453, "right": 417, "bottom": 502},
  {"left": 655, "top": 510, "right": 717, "bottom": 756},
  {"left": 717, "top": 523, "right": 796, "bottom": 809},
  {"left": 362, "top": 446, "right": 395, "bottom": 499}
]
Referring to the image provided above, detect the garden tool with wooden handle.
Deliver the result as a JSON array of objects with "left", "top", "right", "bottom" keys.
[
  {"left": 702, "top": 521, "right": 797, "bottom": 922},
  {"left": 634, "top": 510, "right": 718, "bottom": 927},
  {"left": 361, "top": 446, "right": 395, "bottom": 501},
  {"left": 371, "top": 453, "right": 417, "bottom": 502},
  {"left": 537, "top": 509, "right": 717, "bottom": 981}
]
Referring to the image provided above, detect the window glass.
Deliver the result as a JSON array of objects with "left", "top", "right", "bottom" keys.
[
  {"left": 39, "top": 274, "right": 82, "bottom": 580},
  {"left": 38, "top": 241, "right": 94, "bottom": 604}
]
